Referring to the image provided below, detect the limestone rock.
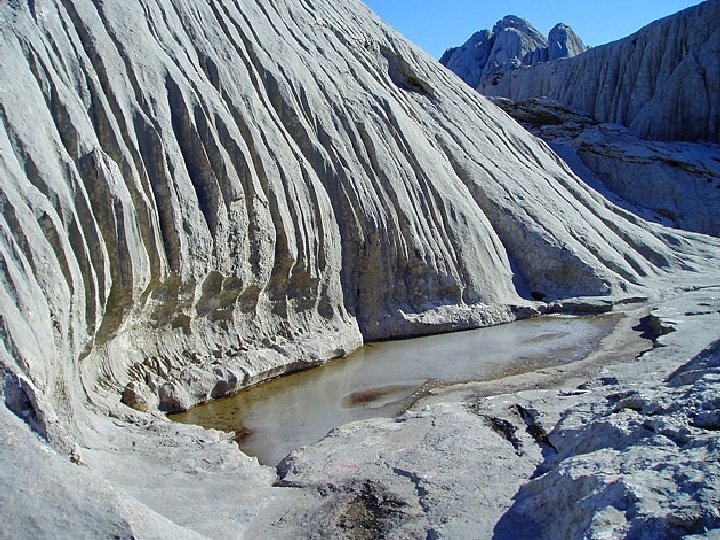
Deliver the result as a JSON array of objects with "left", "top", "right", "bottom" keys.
[
  {"left": 492, "top": 97, "right": 720, "bottom": 237},
  {"left": 439, "top": 30, "right": 495, "bottom": 88},
  {"left": 572, "top": 127, "right": 720, "bottom": 237},
  {"left": 0, "top": 406, "right": 202, "bottom": 539},
  {"left": 249, "top": 289, "right": 720, "bottom": 539},
  {"left": 120, "top": 381, "right": 157, "bottom": 412},
  {"left": 495, "top": 297, "right": 720, "bottom": 538},
  {"left": 480, "top": 0, "right": 720, "bottom": 143},
  {"left": 548, "top": 23, "right": 586, "bottom": 61},
  {"left": 1, "top": 0, "right": 720, "bottom": 537},
  {"left": 489, "top": 16, "right": 548, "bottom": 73},
  {"left": 0, "top": 0, "right": 694, "bottom": 419},
  {"left": 440, "top": 16, "right": 586, "bottom": 87}
]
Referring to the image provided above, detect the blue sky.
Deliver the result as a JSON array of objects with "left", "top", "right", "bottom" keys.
[{"left": 362, "top": 1, "right": 701, "bottom": 58}]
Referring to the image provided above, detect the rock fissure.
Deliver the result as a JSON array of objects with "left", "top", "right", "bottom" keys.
[
  {"left": 483, "top": 414, "right": 525, "bottom": 456},
  {"left": 391, "top": 467, "right": 432, "bottom": 513}
]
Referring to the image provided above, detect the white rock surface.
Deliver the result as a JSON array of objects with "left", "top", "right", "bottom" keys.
[
  {"left": 480, "top": 0, "right": 720, "bottom": 143},
  {"left": 0, "top": 0, "right": 719, "bottom": 537},
  {"left": 251, "top": 288, "right": 720, "bottom": 539},
  {"left": 491, "top": 97, "right": 720, "bottom": 237},
  {"left": 571, "top": 126, "right": 720, "bottom": 237},
  {"left": 0, "top": 0, "right": 692, "bottom": 421},
  {"left": 439, "top": 16, "right": 586, "bottom": 88}
]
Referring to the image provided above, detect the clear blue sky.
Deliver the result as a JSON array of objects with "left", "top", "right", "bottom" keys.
[{"left": 362, "top": 1, "right": 702, "bottom": 58}]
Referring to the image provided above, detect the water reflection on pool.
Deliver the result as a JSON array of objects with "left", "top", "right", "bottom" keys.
[{"left": 170, "top": 315, "right": 616, "bottom": 465}]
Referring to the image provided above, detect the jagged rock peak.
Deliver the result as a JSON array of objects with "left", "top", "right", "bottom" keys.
[
  {"left": 493, "top": 15, "right": 547, "bottom": 43},
  {"left": 479, "top": 0, "right": 720, "bottom": 143},
  {"left": 440, "top": 15, "right": 586, "bottom": 87},
  {"left": 548, "top": 23, "right": 586, "bottom": 60}
]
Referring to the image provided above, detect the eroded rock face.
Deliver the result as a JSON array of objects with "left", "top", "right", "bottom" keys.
[
  {"left": 0, "top": 0, "right": 688, "bottom": 419},
  {"left": 491, "top": 97, "right": 720, "bottom": 237},
  {"left": 0, "top": 1, "right": 719, "bottom": 537},
  {"left": 439, "top": 16, "right": 586, "bottom": 88},
  {"left": 479, "top": 0, "right": 720, "bottom": 143}
]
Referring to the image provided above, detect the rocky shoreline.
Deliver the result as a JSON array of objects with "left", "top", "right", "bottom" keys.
[
  {"left": 251, "top": 284, "right": 720, "bottom": 538},
  {"left": 4, "top": 280, "right": 719, "bottom": 538}
]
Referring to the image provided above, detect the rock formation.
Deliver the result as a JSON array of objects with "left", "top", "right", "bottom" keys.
[
  {"left": 1, "top": 0, "right": 719, "bottom": 537},
  {"left": 547, "top": 23, "right": 586, "bottom": 61},
  {"left": 0, "top": 0, "right": 688, "bottom": 419},
  {"left": 478, "top": 0, "right": 720, "bottom": 144},
  {"left": 491, "top": 97, "right": 720, "bottom": 237},
  {"left": 439, "top": 16, "right": 586, "bottom": 88},
  {"left": 442, "top": 3, "right": 720, "bottom": 239}
]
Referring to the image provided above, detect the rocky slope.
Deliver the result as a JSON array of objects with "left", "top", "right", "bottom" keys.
[
  {"left": 491, "top": 97, "right": 720, "bottom": 237},
  {"left": 1, "top": 0, "right": 720, "bottom": 537},
  {"left": 477, "top": 0, "right": 720, "bottom": 144},
  {"left": 439, "top": 16, "right": 586, "bottom": 88},
  {"left": 0, "top": 0, "right": 692, "bottom": 420}
]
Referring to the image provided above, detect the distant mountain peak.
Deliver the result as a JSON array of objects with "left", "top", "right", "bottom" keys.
[
  {"left": 548, "top": 22, "right": 586, "bottom": 61},
  {"left": 440, "top": 16, "right": 587, "bottom": 87}
]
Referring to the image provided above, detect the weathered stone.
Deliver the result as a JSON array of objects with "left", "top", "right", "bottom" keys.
[
  {"left": 0, "top": 0, "right": 720, "bottom": 538},
  {"left": 479, "top": 0, "right": 720, "bottom": 143},
  {"left": 1, "top": 0, "right": 695, "bottom": 422},
  {"left": 440, "top": 16, "right": 586, "bottom": 87},
  {"left": 492, "top": 97, "right": 720, "bottom": 237},
  {"left": 120, "top": 381, "right": 156, "bottom": 412},
  {"left": 548, "top": 23, "right": 586, "bottom": 61}
]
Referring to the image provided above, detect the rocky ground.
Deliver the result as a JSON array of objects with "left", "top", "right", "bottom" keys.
[
  {"left": 247, "top": 282, "right": 720, "bottom": 539},
  {"left": 5, "top": 277, "right": 719, "bottom": 539},
  {"left": 490, "top": 97, "right": 720, "bottom": 238}
]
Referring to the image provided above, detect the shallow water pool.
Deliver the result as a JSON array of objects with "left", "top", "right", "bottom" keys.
[{"left": 171, "top": 315, "right": 616, "bottom": 465}]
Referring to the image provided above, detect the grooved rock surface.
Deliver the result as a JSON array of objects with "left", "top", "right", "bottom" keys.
[
  {"left": 439, "top": 16, "right": 586, "bottom": 88},
  {"left": 478, "top": 0, "right": 720, "bottom": 143},
  {"left": 0, "top": 0, "right": 692, "bottom": 417},
  {"left": 1, "top": 0, "right": 720, "bottom": 537}
]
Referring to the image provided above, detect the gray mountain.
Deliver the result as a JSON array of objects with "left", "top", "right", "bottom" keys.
[
  {"left": 548, "top": 22, "right": 587, "bottom": 60},
  {"left": 440, "top": 16, "right": 587, "bottom": 87}
]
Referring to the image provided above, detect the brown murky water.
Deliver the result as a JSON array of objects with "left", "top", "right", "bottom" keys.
[{"left": 171, "top": 315, "right": 617, "bottom": 465}]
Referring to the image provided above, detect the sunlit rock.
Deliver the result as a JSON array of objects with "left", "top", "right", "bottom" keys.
[
  {"left": 440, "top": 16, "right": 586, "bottom": 87},
  {"left": 0, "top": 0, "right": 719, "bottom": 537},
  {"left": 479, "top": 0, "right": 720, "bottom": 143}
]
